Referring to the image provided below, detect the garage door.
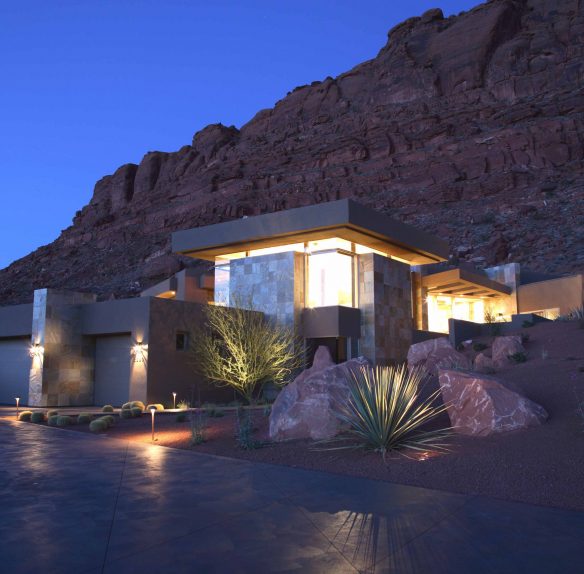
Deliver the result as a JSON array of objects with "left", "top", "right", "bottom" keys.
[
  {"left": 0, "top": 338, "right": 31, "bottom": 405},
  {"left": 94, "top": 335, "right": 132, "bottom": 407}
]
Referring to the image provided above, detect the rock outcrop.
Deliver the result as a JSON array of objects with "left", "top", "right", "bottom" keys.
[
  {"left": 269, "top": 346, "right": 368, "bottom": 441},
  {"left": 492, "top": 335, "right": 526, "bottom": 367},
  {"left": 1, "top": 0, "right": 583, "bottom": 304},
  {"left": 439, "top": 368, "right": 548, "bottom": 436},
  {"left": 407, "top": 337, "right": 470, "bottom": 376}
]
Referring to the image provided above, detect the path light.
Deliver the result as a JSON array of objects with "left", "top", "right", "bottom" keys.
[
  {"left": 150, "top": 407, "right": 156, "bottom": 443},
  {"left": 15, "top": 397, "right": 20, "bottom": 419},
  {"left": 172, "top": 392, "right": 177, "bottom": 410}
]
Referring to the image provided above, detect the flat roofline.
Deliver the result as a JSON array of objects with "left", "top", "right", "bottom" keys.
[
  {"left": 172, "top": 199, "right": 449, "bottom": 264},
  {"left": 422, "top": 268, "right": 512, "bottom": 297}
]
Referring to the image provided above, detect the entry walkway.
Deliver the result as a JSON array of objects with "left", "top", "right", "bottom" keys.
[{"left": 0, "top": 420, "right": 582, "bottom": 573}]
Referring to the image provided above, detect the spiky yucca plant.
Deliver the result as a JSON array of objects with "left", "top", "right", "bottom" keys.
[{"left": 333, "top": 364, "right": 451, "bottom": 461}]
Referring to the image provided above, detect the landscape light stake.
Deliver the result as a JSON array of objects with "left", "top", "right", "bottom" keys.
[
  {"left": 150, "top": 407, "right": 156, "bottom": 443},
  {"left": 172, "top": 392, "right": 177, "bottom": 410},
  {"left": 15, "top": 397, "right": 20, "bottom": 419}
]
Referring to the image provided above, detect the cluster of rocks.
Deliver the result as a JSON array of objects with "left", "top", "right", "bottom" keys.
[
  {"left": 2, "top": 0, "right": 584, "bottom": 305},
  {"left": 269, "top": 334, "right": 546, "bottom": 442}
]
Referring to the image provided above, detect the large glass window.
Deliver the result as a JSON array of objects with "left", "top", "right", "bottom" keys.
[
  {"left": 307, "top": 251, "right": 353, "bottom": 308},
  {"left": 214, "top": 264, "right": 230, "bottom": 306}
]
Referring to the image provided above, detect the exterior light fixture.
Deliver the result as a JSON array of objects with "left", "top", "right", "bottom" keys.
[
  {"left": 172, "top": 392, "right": 177, "bottom": 410},
  {"left": 150, "top": 407, "right": 156, "bottom": 443},
  {"left": 131, "top": 342, "right": 148, "bottom": 363},
  {"left": 29, "top": 343, "right": 44, "bottom": 361},
  {"left": 15, "top": 397, "right": 20, "bottom": 419}
]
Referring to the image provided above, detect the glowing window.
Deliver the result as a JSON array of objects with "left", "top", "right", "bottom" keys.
[
  {"left": 307, "top": 251, "right": 354, "bottom": 308},
  {"left": 214, "top": 264, "right": 230, "bottom": 306}
]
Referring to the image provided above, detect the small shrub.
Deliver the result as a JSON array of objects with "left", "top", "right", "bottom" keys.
[
  {"left": 509, "top": 352, "right": 527, "bottom": 363},
  {"left": 56, "top": 415, "right": 74, "bottom": 427},
  {"left": 48, "top": 415, "right": 60, "bottom": 427},
  {"left": 31, "top": 411, "right": 45, "bottom": 424},
  {"left": 101, "top": 415, "right": 115, "bottom": 427},
  {"left": 520, "top": 332, "right": 530, "bottom": 344},
  {"left": 89, "top": 419, "right": 108, "bottom": 433},
  {"left": 121, "top": 402, "right": 132, "bottom": 410},
  {"left": 472, "top": 342, "right": 488, "bottom": 352},
  {"left": 522, "top": 320, "right": 534, "bottom": 328},
  {"left": 130, "top": 401, "right": 145, "bottom": 410},
  {"left": 205, "top": 406, "right": 224, "bottom": 418},
  {"left": 102, "top": 405, "right": 114, "bottom": 413},
  {"left": 120, "top": 408, "right": 133, "bottom": 419},
  {"left": 47, "top": 409, "right": 58, "bottom": 419},
  {"left": 130, "top": 407, "right": 142, "bottom": 418},
  {"left": 146, "top": 404, "right": 164, "bottom": 411},
  {"left": 190, "top": 410, "right": 207, "bottom": 445},
  {"left": 18, "top": 410, "right": 33, "bottom": 422},
  {"left": 176, "top": 412, "right": 188, "bottom": 423},
  {"left": 77, "top": 413, "right": 93, "bottom": 424},
  {"left": 177, "top": 400, "right": 190, "bottom": 411},
  {"left": 235, "top": 407, "right": 261, "bottom": 450}
]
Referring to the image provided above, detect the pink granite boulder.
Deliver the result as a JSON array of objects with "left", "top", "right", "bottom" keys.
[
  {"left": 474, "top": 352, "right": 495, "bottom": 373},
  {"left": 407, "top": 337, "right": 470, "bottom": 376},
  {"left": 492, "top": 336, "right": 526, "bottom": 368},
  {"left": 438, "top": 368, "right": 548, "bottom": 436},
  {"left": 269, "top": 346, "right": 368, "bottom": 441}
]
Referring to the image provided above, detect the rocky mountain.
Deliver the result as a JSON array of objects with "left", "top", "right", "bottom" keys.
[{"left": 1, "top": 0, "right": 583, "bottom": 305}]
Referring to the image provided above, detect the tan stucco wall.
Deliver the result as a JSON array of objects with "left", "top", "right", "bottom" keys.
[{"left": 518, "top": 274, "right": 583, "bottom": 316}]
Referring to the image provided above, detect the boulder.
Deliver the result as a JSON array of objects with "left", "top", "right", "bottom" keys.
[
  {"left": 269, "top": 347, "right": 368, "bottom": 441},
  {"left": 492, "top": 336, "right": 526, "bottom": 368},
  {"left": 438, "top": 369, "right": 548, "bottom": 436},
  {"left": 407, "top": 337, "right": 469, "bottom": 376},
  {"left": 474, "top": 352, "right": 495, "bottom": 373}
]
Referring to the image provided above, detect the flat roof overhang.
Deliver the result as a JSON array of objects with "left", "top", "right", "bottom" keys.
[
  {"left": 422, "top": 268, "right": 512, "bottom": 298},
  {"left": 172, "top": 199, "right": 449, "bottom": 265}
]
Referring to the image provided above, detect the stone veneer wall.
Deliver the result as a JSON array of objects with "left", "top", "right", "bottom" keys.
[
  {"left": 29, "top": 289, "right": 96, "bottom": 407},
  {"left": 358, "top": 254, "right": 413, "bottom": 364},
  {"left": 229, "top": 251, "right": 304, "bottom": 329},
  {"left": 411, "top": 271, "right": 428, "bottom": 331}
]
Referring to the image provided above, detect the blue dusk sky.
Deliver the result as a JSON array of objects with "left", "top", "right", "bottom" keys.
[{"left": 0, "top": 0, "right": 479, "bottom": 269}]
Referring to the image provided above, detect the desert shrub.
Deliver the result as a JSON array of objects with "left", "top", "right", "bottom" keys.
[
  {"left": 18, "top": 410, "right": 33, "bottom": 422},
  {"left": 520, "top": 332, "right": 530, "bottom": 344},
  {"left": 56, "top": 415, "right": 74, "bottom": 427},
  {"left": 204, "top": 405, "right": 224, "bottom": 418},
  {"left": 31, "top": 411, "right": 45, "bottom": 424},
  {"left": 509, "top": 352, "right": 527, "bottom": 363},
  {"left": 327, "top": 364, "right": 450, "bottom": 462},
  {"left": 77, "top": 413, "right": 93, "bottom": 424},
  {"left": 89, "top": 419, "right": 108, "bottom": 433},
  {"left": 235, "top": 407, "right": 261, "bottom": 450},
  {"left": 190, "top": 409, "right": 207, "bottom": 445},
  {"left": 472, "top": 342, "right": 488, "bottom": 352},
  {"left": 146, "top": 404, "right": 164, "bottom": 411},
  {"left": 130, "top": 401, "right": 145, "bottom": 410},
  {"left": 47, "top": 409, "right": 58, "bottom": 419},
  {"left": 102, "top": 405, "right": 114, "bottom": 413},
  {"left": 177, "top": 400, "right": 190, "bottom": 411},
  {"left": 121, "top": 402, "right": 132, "bottom": 410},
  {"left": 522, "top": 320, "right": 534, "bottom": 328},
  {"left": 176, "top": 412, "right": 188, "bottom": 423},
  {"left": 120, "top": 408, "right": 133, "bottom": 419},
  {"left": 130, "top": 407, "right": 142, "bottom": 418},
  {"left": 48, "top": 415, "right": 60, "bottom": 427},
  {"left": 101, "top": 415, "right": 115, "bottom": 427}
]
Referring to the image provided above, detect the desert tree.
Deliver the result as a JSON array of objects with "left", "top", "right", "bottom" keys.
[{"left": 191, "top": 299, "right": 304, "bottom": 404}]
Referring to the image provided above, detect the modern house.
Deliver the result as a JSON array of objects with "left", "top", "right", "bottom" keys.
[{"left": 0, "top": 199, "right": 582, "bottom": 406}]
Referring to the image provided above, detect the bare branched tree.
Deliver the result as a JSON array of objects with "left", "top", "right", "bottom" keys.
[{"left": 191, "top": 301, "right": 304, "bottom": 404}]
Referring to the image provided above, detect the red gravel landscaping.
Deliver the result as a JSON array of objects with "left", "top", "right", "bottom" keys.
[{"left": 7, "top": 321, "right": 584, "bottom": 513}]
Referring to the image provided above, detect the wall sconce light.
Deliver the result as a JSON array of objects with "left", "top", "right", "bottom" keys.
[
  {"left": 15, "top": 397, "right": 20, "bottom": 419},
  {"left": 29, "top": 343, "right": 44, "bottom": 361},
  {"left": 172, "top": 392, "right": 177, "bottom": 410},
  {"left": 131, "top": 342, "right": 148, "bottom": 363}
]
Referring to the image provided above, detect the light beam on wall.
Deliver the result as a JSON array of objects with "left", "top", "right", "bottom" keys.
[{"left": 131, "top": 342, "right": 148, "bottom": 363}]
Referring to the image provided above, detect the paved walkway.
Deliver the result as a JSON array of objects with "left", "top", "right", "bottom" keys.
[{"left": 1, "top": 420, "right": 582, "bottom": 574}]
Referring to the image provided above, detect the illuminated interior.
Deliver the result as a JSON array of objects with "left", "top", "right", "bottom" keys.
[
  {"left": 214, "top": 237, "right": 392, "bottom": 308},
  {"left": 427, "top": 295, "right": 486, "bottom": 333}
]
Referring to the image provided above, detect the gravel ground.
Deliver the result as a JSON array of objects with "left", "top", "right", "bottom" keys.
[{"left": 9, "top": 321, "right": 584, "bottom": 512}]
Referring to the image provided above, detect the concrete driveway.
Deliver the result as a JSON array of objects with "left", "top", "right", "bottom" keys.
[{"left": 0, "top": 419, "right": 582, "bottom": 573}]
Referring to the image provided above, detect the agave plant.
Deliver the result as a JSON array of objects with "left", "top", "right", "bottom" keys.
[{"left": 331, "top": 364, "right": 451, "bottom": 461}]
